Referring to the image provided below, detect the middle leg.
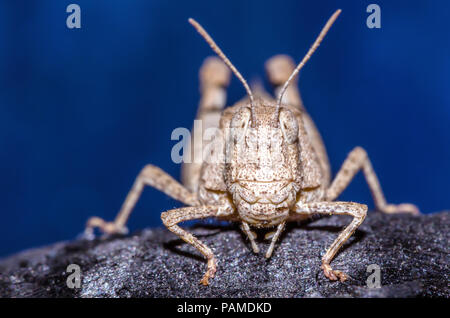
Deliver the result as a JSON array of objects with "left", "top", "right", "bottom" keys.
[
  {"left": 86, "top": 164, "right": 200, "bottom": 235},
  {"left": 161, "top": 204, "right": 233, "bottom": 286},
  {"left": 294, "top": 201, "right": 368, "bottom": 282}
]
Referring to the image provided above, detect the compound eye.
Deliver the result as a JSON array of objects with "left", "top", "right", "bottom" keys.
[
  {"left": 230, "top": 107, "right": 251, "bottom": 142},
  {"left": 279, "top": 109, "right": 298, "bottom": 144},
  {"left": 231, "top": 107, "right": 251, "bottom": 128}
]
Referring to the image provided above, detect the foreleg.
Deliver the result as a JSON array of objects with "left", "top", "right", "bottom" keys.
[{"left": 264, "top": 221, "right": 286, "bottom": 259}]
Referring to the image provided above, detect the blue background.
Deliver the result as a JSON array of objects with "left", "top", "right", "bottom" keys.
[{"left": 0, "top": 0, "right": 449, "bottom": 257}]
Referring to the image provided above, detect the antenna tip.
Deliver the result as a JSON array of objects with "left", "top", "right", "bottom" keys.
[
  {"left": 188, "top": 18, "right": 200, "bottom": 26},
  {"left": 188, "top": 18, "right": 196, "bottom": 25}
]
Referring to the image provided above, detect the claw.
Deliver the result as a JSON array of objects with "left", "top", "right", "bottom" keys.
[
  {"left": 199, "top": 258, "right": 217, "bottom": 286},
  {"left": 381, "top": 203, "right": 420, "bottom": 215},
  {"left": 200, "top": 274, "right": 211, "bottom": 286},
  {"left": 85, "top": 217, "right": 128, "bottom": 236},
  {"left": 321, "top": 263, "right": 348, "bottom": 282},
  {"left": 251, "top": 243, "right": 260, "bottom": 254},
  {"left": 79, "top": 227, "right": 96, "bottom": 241}
]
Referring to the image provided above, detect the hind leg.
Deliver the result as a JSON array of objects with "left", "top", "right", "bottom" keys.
[
  {"left": 326, "top": 147, "right": 420, "bottom": 214},
  {"left": 266, "top": 55, "right": 303, "bottom": 109},
  {"left": 181, "top": 57, "right": 230, "bottom": 192},
  {"left": 266, "top": 54, "right": 331, "bottom": 184}
]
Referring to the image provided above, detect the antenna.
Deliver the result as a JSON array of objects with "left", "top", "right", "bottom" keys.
[
  {"left": 189, "top": 18, "right": 256, "bottom": 126},
  {"left": 275, "top": 9, "right": 342, "bottom": 119}
]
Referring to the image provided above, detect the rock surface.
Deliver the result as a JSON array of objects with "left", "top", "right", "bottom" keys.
[{"left": 0, "top": 211, "right": 448, "bottom": 298}]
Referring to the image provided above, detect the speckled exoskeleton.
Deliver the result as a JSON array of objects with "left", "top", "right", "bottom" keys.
[{"left": 85, "top": 9, "right": 420, "bottom": 285}]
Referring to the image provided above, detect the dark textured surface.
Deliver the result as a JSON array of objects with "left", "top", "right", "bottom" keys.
[{"left": 0, "top": 211, "right": 448, "bottom": 298}]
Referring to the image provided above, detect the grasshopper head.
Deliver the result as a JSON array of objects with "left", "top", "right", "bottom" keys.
[{"left": 225, "top": 102, "right": 301, "bottom": 227}]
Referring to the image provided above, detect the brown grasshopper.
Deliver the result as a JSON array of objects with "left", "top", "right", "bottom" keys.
[{"left": 85, "top": 9, "right": 420, "bottom": 285}]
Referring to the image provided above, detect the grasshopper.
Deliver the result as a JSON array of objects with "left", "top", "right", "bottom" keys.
[{"left": 86, "top": 9, "right": 419, "bottom": 285}]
